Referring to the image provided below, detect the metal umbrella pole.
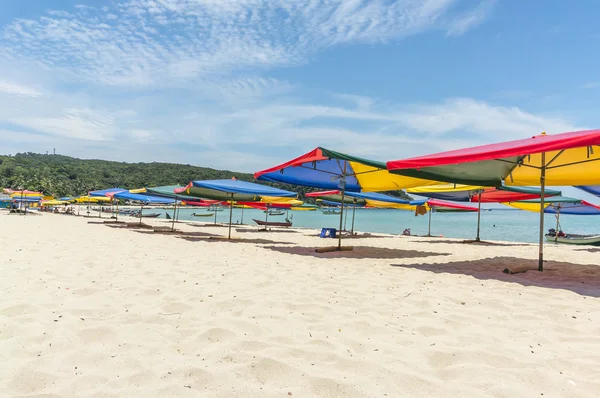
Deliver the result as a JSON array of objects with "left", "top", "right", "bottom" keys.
[
  {"left": 554, "top": 206, "right": 561, "bottom": 242},
  {"left": 427, "top": 207, "right": 432, "bottom": 237},
  {"left": 344, "top": 204, "right": 349, "bottom": 231},
  {"left": 228, "top": 193, "right": 234, "bottom": 239},
  {"left": 350, "top": 198, "right": 357, "bottom": 234},
  {"left": 171, "top": 196, "right": 178, "bottom": 232},
  {"left": 538, "top": 152, "right": 546, "bottom": 272},
  {"left": 265, "top": 204, "right": 269, "bottom": 224},
  {"left": 337, "top": 161, "right": 347, "bottom": 250},
  {"left": 475, "top": 191, "right": 482, "bottom": 241}
]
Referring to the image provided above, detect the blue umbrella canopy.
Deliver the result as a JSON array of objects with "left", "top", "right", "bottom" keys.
[
  {"left": 113, "top": 191, "right": 175, "bottom": 204},
  {"left": 576, "top": 185, "right": 600, "bottom": 197},
  {"left": 89, "top": 188, "right": 127, "bottom": 197},
  {"left": 179, "top": 179, "right": 297, "bottom": 201}
]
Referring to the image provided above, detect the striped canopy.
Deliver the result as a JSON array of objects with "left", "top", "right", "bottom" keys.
[
  {"left": 407, "top": 185, "right": 561, "bottom": 202},
  {"left": 387, "top": 130, "right": 600, "bottom": 186},
  {"left": 506, "top": 197, "right": 600, "bottom": 215},
  {"left": 255, "top": 147, "right": 437, "bottom": 192}
]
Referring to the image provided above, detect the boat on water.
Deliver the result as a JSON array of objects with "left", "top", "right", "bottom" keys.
[
  {"left": 263, "top": 210, "right": 285, "bottom": 216},
  {"left": 192, "top": 212, "right": 214, "bottom": 217},
  {"left": 130, "top": 212, "right": 161, "bottom": 218},
  {"left": 546, "top": 229, "right": 600, "bottom": 246},
  {"left": 208, "top": 206, "right": 224, "bottom": 212},
  {"left": 253, "top": 218, "right": 292, "bottom": 227},
  {"left": 320, "top": 208, "right": 341, "bottom": 215}
]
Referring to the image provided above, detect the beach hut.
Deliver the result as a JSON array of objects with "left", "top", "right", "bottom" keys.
[
  {"left": 177, "top": 179, "right": 297, "bottom": 239},
  {"left": 387, "top": 129, "right": 600, "bottom": 271},
  {"left": 254, "top": 147, "right": 438, "bottom": 251},
  {"left": 407, "top": 185, "right": 561, "bottom": 241}
]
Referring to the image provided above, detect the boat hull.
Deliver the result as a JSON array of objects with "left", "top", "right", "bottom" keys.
[
  {"left": 253, "top": 218, "right": 292, "bottom": 227},
  {"left": 546, "top": 234, "right": 600, "bottom": 246}
]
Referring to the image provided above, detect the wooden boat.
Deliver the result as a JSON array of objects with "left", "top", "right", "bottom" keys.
[
  {"left": 546, "top": 233, "right": 600, "bottom": 246},
  {"left": 131, "top": 212, "right": 161, "bottom": 218},
  {"left": 263, "top": 210, "right": 285, "bottom": 216},
  {"left": 192, "top": 212, "right": 214, "bottom": 217},
  {"left": 320, "top": 208, "right": 341, "bottom": 215},
  {"left": 253, "top": 218, "right": 292, "bottom": 227}
]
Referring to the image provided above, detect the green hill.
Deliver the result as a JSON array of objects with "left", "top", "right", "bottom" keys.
[
  {"left": 0, "top": 152, "right": 412, "bottom": 200},
  {"left": 0, "top": 152, "right": 258, "bottom": 197}
]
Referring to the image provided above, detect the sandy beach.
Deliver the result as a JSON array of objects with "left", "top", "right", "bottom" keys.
[{"left": 1, "top": 211, "right": 599, "bottom": 397}]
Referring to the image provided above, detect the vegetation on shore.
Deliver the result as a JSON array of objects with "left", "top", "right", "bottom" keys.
[{"left": 0, "top": 152, "right": 412, "bottom": 200}]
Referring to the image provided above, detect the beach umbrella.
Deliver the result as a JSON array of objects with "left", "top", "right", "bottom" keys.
[
  {"left": 9, "top": 190, "right": 44, "bottom": 215},
  {"left": 177, "top": 179, "right": 297, "bottom": 239},
  {"left": 306, "top": 190, "right": 417, "bottom": 234},
  {"left": 387, "top": 129, "right": 600, "bottom": 271},
  {"left": 504, "top": 197, "right": 600, "bottom": 243},
  {"left": 576, "top": 185, "right": 600, "bottom": 198},
  {"left": 254, "top": 147, "right": 438, "bottom": 251},
  {"left": 112, "top": 191, "right": 175, "bottom": 226},
  {"left": 407, "top": 185, "right": 561, "bottom": 241},
  {"left": 422, "top": 199, "right": 479, "bottom": 237},
  {"left": 89, "top": 188, "right": 127, "bottom": 218}
]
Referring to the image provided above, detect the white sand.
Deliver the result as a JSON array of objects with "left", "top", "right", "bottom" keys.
[{"left": 1, "top": 211, "right": 599, "bottom": 397}]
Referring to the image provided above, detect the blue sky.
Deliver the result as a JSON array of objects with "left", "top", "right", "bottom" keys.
[{"left": 0, "top": 0, "right": 598, "bottom": 201}]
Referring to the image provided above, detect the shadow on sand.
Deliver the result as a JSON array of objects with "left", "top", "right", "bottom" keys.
[
  {"left": 576, "top": 247, "right": 600, "bottom": 253},
  {"left": 235, "top": 228, "right": 299, "bottom": 234},
  {"left": 264, "top": 245, "right": 449, "bottom": 259},
  {"left": 391, "top": 256, "right": 600, "bottom": 297},
  {"left": 177, "top": 236, "right": 290, "bottom": 245},
  {"left": 412, "top": 238, "right": 532, "bottom": 247}
]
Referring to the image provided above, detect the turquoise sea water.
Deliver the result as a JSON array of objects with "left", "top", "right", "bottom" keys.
[{"left": 148, "top": 207, "right": 599, "bottom": 244}]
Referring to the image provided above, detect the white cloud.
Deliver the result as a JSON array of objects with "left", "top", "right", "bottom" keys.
[
  {"left": 131, "top": 129, "right": 153, "bottom": 141},
  {"left": 0, "top": 81, "right": 42, "bottom": 97},
  {"left": 394, "top": 98, "right": 583, "bottom": 141},
  {"left": 0, "top": 0, "right": 544, "bottom": 173},
  {"left": 7, "top": 108, "right": 118, "bottom": 141},
  {"left": 446, "top": 0, "right": 495, "bottom": 37},
  {"left": 1, "top": 0, "right": 490, "bottom": 87}
]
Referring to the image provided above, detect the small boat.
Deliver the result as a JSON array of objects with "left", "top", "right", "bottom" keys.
[
  {"left": 253, "top": 218, "right": 292, "bottom": 227},
  {"left": 131, "top": 212, "right": 161, "bottom": 218},
  {"left": 208, "top": 206, "right": 224, "bottom": 212},
  {"left": 320, "top": 208, "right": 341, "bottom": 215},
  {"left": 546, "top": 229, "right": 600, "bottom": 246},
  {"left": 263, "top": 210, "right": 285, "bottom": 216},
  {"left": 192, "top": 212, "right": 215, "bottom": 217}
]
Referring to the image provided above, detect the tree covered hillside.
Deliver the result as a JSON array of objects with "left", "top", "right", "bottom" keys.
[
  {"left": 0, "top": 152, "right": 413, "bottom": 201},
  {"left": 0, "top": 152, "right": 257, "bottom": 197}
]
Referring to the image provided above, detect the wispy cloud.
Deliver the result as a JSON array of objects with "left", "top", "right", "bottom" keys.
[
  {"left": 0, "top": 82, "right": 582, "bottom": 170},
  {"left": 446, "top": 0, "right": 496, "bottom": 37},
  {"left": 0, "top": 0, "right": 529, "bottom": 172},
  {"left": 1, "top": 0, "right": 485, "bottom": 87},
  {"left": 0, "top": 81, "right": 42, "bottom": 97}
]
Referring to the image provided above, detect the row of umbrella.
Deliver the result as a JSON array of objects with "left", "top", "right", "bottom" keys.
[{"left": 253, "top": 129, "right": 600, "bottom": 270}]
